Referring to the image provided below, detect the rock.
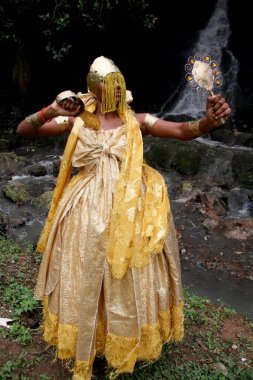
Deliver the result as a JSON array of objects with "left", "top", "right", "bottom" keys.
[
  {"left": 0, "top": 139, "right": 10, "bottom": 152},
  {"left": 233, "top": 132, "right": 253, "bottom": 148},
  {"left": 232, "top": 152, "right": 253, "bottom": 187},
  {"left": 7, "top": 217, "right": 26, "bottom": 228},
  {"left": 211, "top": 128, "right": 233, "bottom": 144},
  {"left": 224, "top": 218, "right": 253, "bottom": 240},
  {"left": 199, "top": 190, "right": 228, "bottom": 216},
  {"left": 174, "top": 145, "right": 206, "bottom": 175},
  {"left": 0, "top": 211, "right": 8, "bottom": 235},
  {"left": 2, "top": 181, "right": 31, "bottom": 204},
  {"left": 35, "top": 190, "right": 53, "bottom": 212},
  {"left": 0, "top": 211, "right": 27, "bottom": 236},
  {"left": 202, "top": 218, "right": 219, "bottom": 231},
  {"left": 209, "top": 362, "right": 228, "bottom": 375},
  {"left": 53, "top": 158, "right": 61, "bottom": 177},
  {"left": 144, "top": 140, "right": 174, "bottom": 170},
  {"left": 27, "top": 163, "right": 47, "bottom": 177},
  {"left": 0, "top": 152, "right": 27, "bottom": 176},
  {"left": 181, "top": 181, "right": 193, "bottom": 192}
]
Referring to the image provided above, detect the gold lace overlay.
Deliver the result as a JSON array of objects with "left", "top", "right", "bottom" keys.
[
  {"left": 106, "top": 110, "right": 170, "bottom": 279},
  {"left": 43, "top": 296, "right": 184, "bottom": 379}
]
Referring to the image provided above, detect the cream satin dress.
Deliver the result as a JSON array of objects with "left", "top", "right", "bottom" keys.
[{"left": 34, "top": 125, "right": 184, "bottom": 380}]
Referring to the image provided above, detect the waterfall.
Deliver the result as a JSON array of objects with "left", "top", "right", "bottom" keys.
[{"left": 159, "top": 0, "right": 239, "bottom": 119}]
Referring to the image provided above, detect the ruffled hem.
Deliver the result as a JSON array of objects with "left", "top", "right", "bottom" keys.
[{"left": 42, "top": 297, "right": 184, "bottom": 380}]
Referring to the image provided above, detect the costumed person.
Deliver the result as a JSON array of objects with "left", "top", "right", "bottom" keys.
[{"left": 16, "top": 56, "right": 231, "bottom": 380}]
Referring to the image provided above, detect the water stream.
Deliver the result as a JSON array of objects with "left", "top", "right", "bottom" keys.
[{"left": 182, "top": 262, "right": 253, "bottom": 321}]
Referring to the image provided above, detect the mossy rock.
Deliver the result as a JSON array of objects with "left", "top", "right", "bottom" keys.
[
  {"left": 232, "top": 152, "right": 253, "bottom": 187},
  {"left": 35, "top": 190, "right": 53, "bottom": 211},
  {"left": 211, "top": 128, "right": 233, "bottom": 144},
  {"left": 0, "top": 152, "right": 28, "bottom": 175},
  {"left": 144, "top": 140, "right": 174, "bottom": 170},
  {"left": 27, "top": 164, "right": 47, "bottom": 177},
  {"left": 2, "top": 182, "right": 31, "bottom": 204},
  {"left": 174, "top": 146, "right": 206, "bottom": 175}
]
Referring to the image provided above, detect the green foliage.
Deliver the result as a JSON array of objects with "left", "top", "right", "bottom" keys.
[
  {"left": 115, "top": 359, "right": 253, "bottom": 380},
  {"left": 1, "top": 280, "right": 38, "bottom": 344},
  {"left": 0, "top": 238, "right": 252, "bottom": 378},
  {"left": 0, "top": 0, "right": 158, "bottom": 61},
  {"left": 39, "top": 375, "right": 51, "bottom": 380},
  {"left": 3, "top": 281, "right": 38, "bottom": 316},
  {"left": 0, "top": 236, "right": 37, "bottom": 290},
  {"left": 7, "top": 322, "right": 32, "bottom": 344},
  {"left": 0, "top": 237, "right": 41, "bottom": 345},
  {"left": 0, "top": 351, "right": 40, "bottom": 379}
]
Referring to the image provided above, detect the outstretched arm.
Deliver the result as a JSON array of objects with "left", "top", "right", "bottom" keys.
[
  {"left": 16, "top": 96, "right": 82, "bottom": 138},
  {"left": 136, "top": 94, "right": 231, "bottom": 140}
]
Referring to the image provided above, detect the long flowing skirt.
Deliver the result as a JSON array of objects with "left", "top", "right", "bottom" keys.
[{"left": 34, "top": 127, "right": 184, "bottom": 379}]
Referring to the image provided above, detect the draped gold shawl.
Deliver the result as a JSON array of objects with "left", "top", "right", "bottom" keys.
[{"left": 37, "top": 100, "right": 170, "bottom": 279}]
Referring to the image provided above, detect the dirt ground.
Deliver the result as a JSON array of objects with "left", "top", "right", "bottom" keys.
[{"left": 0, "top": 300, "right": 252, "bottom": 379}]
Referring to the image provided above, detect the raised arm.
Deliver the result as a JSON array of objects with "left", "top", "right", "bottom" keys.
[
  {"left": 16, "top": 95, "right": 82, "bottom": 138},
  {"left": 136, "top": 94, "right": 231, "bottom": 140}
]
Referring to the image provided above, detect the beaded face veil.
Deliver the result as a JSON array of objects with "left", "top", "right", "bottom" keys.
[{"left": 86, "top": 56, "right": 126, "bottom": 114}]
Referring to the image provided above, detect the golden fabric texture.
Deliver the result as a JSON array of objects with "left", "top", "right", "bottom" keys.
[
  {"left": 107, "top": 109, "right": 170, "bottom": 279},
  {"left": 41, "top": 235, "right": 184, "bottom": 378},
  {"left": 35, "top": 112, "right": 184, "bottom": 380},
  {"left": 37, "top": 107, "right": 170, "bottom": 281},
  {"left": 36, "top": 118, "right": 83, "bottom": 253}
]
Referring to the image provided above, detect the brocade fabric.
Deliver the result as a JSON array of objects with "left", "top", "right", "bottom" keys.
[{"left": 34, "top": 125, "right": 184, "bottom": 380}]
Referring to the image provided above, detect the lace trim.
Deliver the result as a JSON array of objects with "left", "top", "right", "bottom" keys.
[
  {"left": 73, "top": 357, "right": 95, "bottom": 380},
  {"left": 42, "top": 298, "right": 184, "bottom": 379}
]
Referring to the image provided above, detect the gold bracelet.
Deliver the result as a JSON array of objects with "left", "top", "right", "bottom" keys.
[
  {"left": 25, "top": 112, "right": 43, "bottom": 128},
  {"left": 144, "top": 113, "right": 159, "bottom": 131},
  {"left": 188, "top": 120, "right": 202, "bottom": 137}
]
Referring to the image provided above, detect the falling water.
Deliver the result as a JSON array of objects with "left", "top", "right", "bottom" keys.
[{"left": 159, "top": 0, "right": 239, "bottom": 119}]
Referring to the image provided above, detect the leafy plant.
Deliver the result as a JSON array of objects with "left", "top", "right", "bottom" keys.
[
  {"left": 0, "top": 0, "right": 158, "bottom": 61},
  {"left": 3, "top": 281, "right": 38, "bottom": 316},
  {"left": 8, "top": 322, "right": 32, "bottom": 344}
]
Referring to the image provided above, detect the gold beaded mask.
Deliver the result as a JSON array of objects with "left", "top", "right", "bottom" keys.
[{"left": 86, "top": 56, "right": 126, "bottom": 114}]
